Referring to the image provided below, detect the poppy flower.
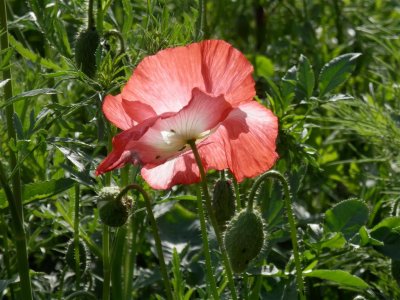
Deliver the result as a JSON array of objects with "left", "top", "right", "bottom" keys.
[{"left": 96, "top": 40, "right": 278, "bottom": 189}]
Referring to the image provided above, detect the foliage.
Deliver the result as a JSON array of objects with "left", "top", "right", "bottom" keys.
[{"left": 1, "top": 0, "right": 400, "bottom": 299}]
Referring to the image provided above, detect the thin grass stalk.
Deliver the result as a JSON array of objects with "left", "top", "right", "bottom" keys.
[
  {"left": 188, "top": 140, "right": 238, "bottom": 300},
  {"left": 196, "top": 186, "right": 219, "bottom": 299},
  {"left": 248, "top": 170, "right": 305, "bottom": 299}
]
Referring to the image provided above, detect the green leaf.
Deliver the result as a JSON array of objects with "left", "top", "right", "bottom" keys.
[
  {"left": 249, "top": 54, "right": 275, "bottom": 80},
  {"left": 281, "top": 66, "right": 297, "bottom": 104},
  {"left": 305, "top": 269, "right": 369, "bottom": 289},
  {"left": 1, "top": 88, "right": 59, "bottom": 109},
  {"left": 297, "top": 54, "right": 315, "bottom": 100},
  {"left": 0, "top": 178, "right": 75, "bottom": 209},
  {"left": 8, "top": 35, "right": 64, "bottom": 71},
  {"left": 325, "top": 199, "right": 369, "bottom": 240},
  {"left": 370, "top": 217, "right": 400, "bottom": 260},
  {"left": 318, "top": 53, "right": 361, "bottom": 96}
]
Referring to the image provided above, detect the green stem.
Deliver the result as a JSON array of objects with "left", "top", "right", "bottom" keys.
[
  {"left": 0, "top": 2, "right": 32, "bottom": 299},
  {"left": 88, "top": 0, "right": 95, "bottom": 29},
  {"left": 118, "top": 184, "right": 173, "bottom": 300},
  {"left": 102, "top": 122, "right": 112, "bottom": 300},
  {"left": 0, "top": 163, "right": 32, "bottom": 300},
  {"left": 124, "top": 211, "right": 138, "bottom": 300},
  {"left": 231, "top": 176, "right": 241, "bottom": 211},
  {"left": 96, "top": 0, "right": 104, "bottom": 34},
  {"left": 196, "top": 186, "right": 219, "bottom": 299},
  {"left": 0, "top": 213, "right": 15, "bottom": 299},
  {"left": 196, "top": 0, "right": 207, "bottom": 39},
  {"left": 248, "top": 170, "right": 305, "bottom": 299},
  {"left": 73, "top": 184, "right": 81, "bottom": 290},
  {"left": 102, "top": 225, "right": 111, "bottom": 300},
  {"left": 111, "top": 166, "right": 129, "bottom": 300},
  {"left": 188, "top": 141, "right": 238, "bottom": 300}
]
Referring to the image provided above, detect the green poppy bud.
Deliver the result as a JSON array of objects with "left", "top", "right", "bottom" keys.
[
  {"left": 75, "top": 27, "right": 100, "bottom": 78},
  {"left": 224, "top": 209, "right": 265, "bottom": 273},
  {"left": 212, "top": 179, "right": 236, "bottom": 231},
  {"left": 97, "top": 186, "right": 132, "bottom": 227},
  {"left": 65, "top": 239, "right": 89, "bottom": 273}
]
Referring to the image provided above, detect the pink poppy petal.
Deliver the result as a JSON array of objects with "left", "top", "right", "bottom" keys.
[
  {"left": 141, "top": 154, "right": 200, "bottom": 190},
  {"left": 123, "top": 88, "right": 232, "bottom": 165},
  {"left": 121, "top": 99, "right": 157, "bottom": 123},
  {"left": 122, "top": 43, "right": 204, "bottom": 115},
  {"left": 102, "top": 94, "right": 135, "bottom": 130},
  {"left": 198, "top": 101, "right": 278, "bottom": 181},
  {"left": 199, "top": 40, "right": 255, "bottom": 105},
  {"left": 95, "top": 116, "right": 159, "bottom": 175},
  {"left": 121, "top": 40, "right": 254, "bottom": 118}
]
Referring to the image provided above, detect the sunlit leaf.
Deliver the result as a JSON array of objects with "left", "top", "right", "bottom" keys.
[
  {"left": 318, "top": 53, "right": 361, "bottom": 96},
  {"left": 305, "top": 269, "right": 369, "bottom": 289}
]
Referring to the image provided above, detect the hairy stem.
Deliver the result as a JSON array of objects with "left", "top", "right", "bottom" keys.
[
  {"left": 248, "top": 170, "right": 305, "bottom": 299},
  {"left": 188, "top": 140, "right": 238, "bottom": 300},
  {"left": 196, "top": 186, "right": 219, "bottom": 299},
  {"left": 73, "top": 184, "right": 81, "bottom": 290},
  {"left": 117, "top": 184, "right": 173, "bottom": 300}
]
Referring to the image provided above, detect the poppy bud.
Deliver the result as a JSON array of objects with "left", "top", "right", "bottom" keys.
[
  {"left": 212, "top": 179, "right": 235, "bottom": 231},
  {"left": 75, "top": 27, "right": 100, "bottom": 78},
  {"left": 65, "top": 239, "right": 89, "bottom": 273},
  {"left": 97, "top": 186, "right": 132, "bottom": 227},
  {"left": 224, "top": 209, "right": 265, "bottom": 273}
]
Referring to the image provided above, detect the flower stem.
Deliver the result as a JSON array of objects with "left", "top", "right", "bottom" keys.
[
  {"left": 0, "top": 1, "right": 32, "bottom": 299},
  {"left": 102, "top": 225, "right": 111, "bottom": 300},
  {"left": 195, "top": 186, "right": 219, "bottom": 299},
  {"left": 118, "top": 184, "right": 173, "bottom": 300},
  {"left": 248, "top": 170, "right": 305, "bottom": 299},
  {"left": 188, "top": 141, "right": 238, "bottom": 300},
  {"left": 73, "top": 184, "right": 81, "bottom": 290},
  {"left": 231, "top": 176, "right": 242, "bottom": 211}
]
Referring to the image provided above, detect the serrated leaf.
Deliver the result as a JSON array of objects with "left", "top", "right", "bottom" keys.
[
  {"left": 305, "top": 269, "right": 369, "bottom": 289},
  {"left": 325, "top": 199, "right": 369, "bottom": 240},
  {"left": 0, "top": 178, "right": 75, "bottom": 209},
  {"left": 8, "top": 35, "right": 63, "bottom": 71},
  {"left": 297, "top": 54, "right": 315, "bottom": 100},
  {"left": 1, "top": 88, "right": 59, "bottom": 109},
  {"left": 318, "top": 53, "right": 361, "bottom": 96}
]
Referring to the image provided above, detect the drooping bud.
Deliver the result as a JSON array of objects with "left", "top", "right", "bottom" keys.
[
  {"left": 75, "top": 27, "right": 100, "bottom": 78},
  {"left": 224, "top": 209, "right": 265, "bottom": 273},
  {"left": 65, "top": 239, "right": 89, "bottom": 273},
  {"left": 212, "top": 179, "right": 235, "bottom": 231},
  {"left": 97, "top": 186, "right": 132, "bottom": 227}
]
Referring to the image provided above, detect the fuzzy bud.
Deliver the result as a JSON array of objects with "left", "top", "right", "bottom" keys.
[
  {"left": 75, "top": 27, "right": 100, "bottom": 78},
  {"left": 65, "top": 239, "right": 89, "bottom": 273},
  {"left": 212, "top": 179, "right": 235, "bottom": 231},
  {"left": 97, "top": 186, "right": 132, "bottom": 227},
  {"left": 224, "top": 209, "right": 265, "bottom": 273}
]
